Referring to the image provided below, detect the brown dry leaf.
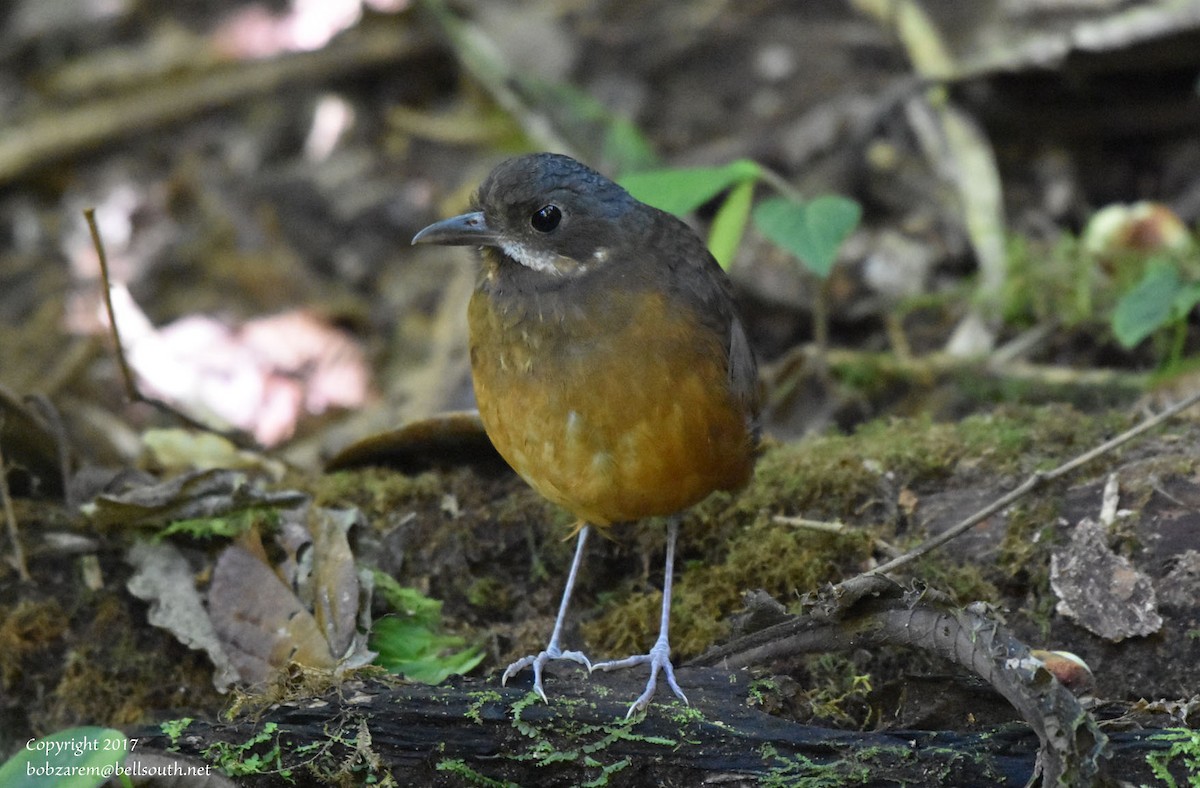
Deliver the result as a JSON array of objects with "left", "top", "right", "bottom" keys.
[
  {"left": 205, "top": 506, "right": 374, "bottom": 686},
  {"left": 84, "top": 468, "right": 306, "bottom": 529},
  {"left": 125, "top": 540, "right": 241, "bottom": 691},
  {"left": 308, "top": 507, "right": 361, "bottom": 659},
  {"left": 208, "top": 542, "right": 337, "bottom": 686}
]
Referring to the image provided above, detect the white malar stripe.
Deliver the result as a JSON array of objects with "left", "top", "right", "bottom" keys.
[{"left": 501, "top": 240, "right": 568, "bottom": 275}]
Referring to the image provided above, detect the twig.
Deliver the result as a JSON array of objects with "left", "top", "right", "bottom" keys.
[
  {"left": 847, "top": 385, "right": 1200, "bottom": 583},
  {"left": 1099, "top": 472, "right": 1119, "bottom": 527},
  {"left": 0, "top": 413, "right": 32, "bottom": 582},
  {"left": 85, "top": 209, "right": 140, "bottom": 402},
  {"left": 777, "top": 345, "right": 1151, "bottom": 395},
  {"left": 774, "top": 515, "right": 849, "bottom": 534},
  {"left": 756, "top": 166, "right": 803, "bottom": 202},
  {"left": 851, "top": 0, "right": 1008, "bottom": 348},
  {"left": 774, "top": 514, "right": 902, "bottom": 559},
  {"left": 691, "top": 580, "right": 1106, "bottom": 787}
]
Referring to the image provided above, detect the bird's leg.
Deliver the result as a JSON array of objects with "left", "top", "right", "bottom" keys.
[
  {"left": 592, "top": 517, "right": 687, "bottom": 717},
  {"left": 501, "top": 524, "right": 592, "bottom": 701}
]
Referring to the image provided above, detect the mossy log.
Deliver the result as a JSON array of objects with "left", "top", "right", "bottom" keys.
[{"left": 126, "top": 665, "right": 1182, "bottom": 786}]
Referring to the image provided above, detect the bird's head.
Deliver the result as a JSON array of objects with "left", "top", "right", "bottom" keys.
[{"left": 412, "top": 153, "right": 639, "bottom": 277}]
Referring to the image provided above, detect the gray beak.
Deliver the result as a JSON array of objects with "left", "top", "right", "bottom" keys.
[{"left": 411, "top": 211, "right": 499, "bottom": 246}]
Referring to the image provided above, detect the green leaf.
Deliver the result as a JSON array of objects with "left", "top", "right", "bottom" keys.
[
  {"left": 1112, "top": 262, "right": 1183, "bottom": 348},
  {"left": 602, "top": 118, "right": 659, "bottom": 175},
  {"left": 370, "top": 616, "right": 483, "bottom": 684},
  {"left": 159, "top": 508, "right": 270, "bottom": 540},
  {"left": 0, "top": 727, "right": 128, "bottom": 788},
  {"left": 1172, "top": 281, "right": 1200, "bottom": 320},
  {"left": 370, "top": 572, "right": 483, "bottom": 684},
  {"left": 619, "top": 159, "right": 762, "bottom": 216},
  {"left": 752, "top": 195, "right": 861, "bottom": 278},
  {"left": 707, "top": 179, "right": 754, "bottom": 269}
]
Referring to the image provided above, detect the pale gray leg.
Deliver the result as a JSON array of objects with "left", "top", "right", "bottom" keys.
[
  {"left": 501, "top": 525, "right": 592, "bottom": 701},
  {"left": 592, "top": 518, "right": 687, "bottom": 717}
]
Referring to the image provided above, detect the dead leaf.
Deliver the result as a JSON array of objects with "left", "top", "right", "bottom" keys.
[
  {"left": 126, "top": 540, "right": 241, "bottom": 691},
  {"left": 204, "top": 506, "right": 374, "bottom": 686},
  {"left": 1050, "top": 517, "right": 1162, "bottom": 641},
  {"left": 208, "top": 543, "right": 337, "bottom": 686},
  {"left": 141, "top": 428, "right": 286, "bottom": 479},
  {"left": 308, "top": 507, "right": 361, "bottom": 658},
  {"left": 84, "top": 468, "right": 306, "bottom": 529}
]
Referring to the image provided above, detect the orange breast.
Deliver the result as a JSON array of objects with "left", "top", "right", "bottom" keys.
[{"left": 468, "top": 287, "right": 754, "bottom": 526}]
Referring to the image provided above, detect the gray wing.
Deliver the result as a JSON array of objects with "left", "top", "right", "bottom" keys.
[{"left": 727, "top": 311, "right": 762, "bottom": 440}]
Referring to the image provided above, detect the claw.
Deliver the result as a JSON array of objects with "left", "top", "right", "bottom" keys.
[
  {"left": 593, "top": 637, "right": 687, "bottom": 717},
  {"left": 502, "top": 645, "right": 592, "bottom": 702}
]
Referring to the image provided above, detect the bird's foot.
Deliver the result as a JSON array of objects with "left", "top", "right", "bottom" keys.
[
  {"left": 592, "top": 638, "right": 686, "bottom": 717},
  {"left": 501, "top": 644, "right": 592, "bottom": 702}
]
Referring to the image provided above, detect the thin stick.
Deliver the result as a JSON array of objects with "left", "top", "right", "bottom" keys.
[
  {"left": 0, "top": 413, "right": 32, "bottom": 582},
  {"left": 85, "top": 208, "right": 140, "bottom": 401},
  {"left": 851, "top": 386, "right": 1200, "bottom": 582},
  {"left": 757, "top": 166, "right": 803, "bottom": 202},
  {"left": 775, "top": 514, "right": 902, "bottom": 559}
]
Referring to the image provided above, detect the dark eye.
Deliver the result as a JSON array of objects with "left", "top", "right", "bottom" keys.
[{"left": 530, "top": 204, "right": 562, "bottom": 232}]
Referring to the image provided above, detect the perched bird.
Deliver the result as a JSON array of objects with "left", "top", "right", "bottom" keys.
[{"left": 412, "top": 153, "right": 759, "bottom": 715}]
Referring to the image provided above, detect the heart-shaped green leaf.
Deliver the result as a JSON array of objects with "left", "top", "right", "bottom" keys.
[
  {"left": 619, "top": 159, "right": 762, "bottom": 216},
  {"left": 752, "top": 195, "right": 861, "bottom": 278}
]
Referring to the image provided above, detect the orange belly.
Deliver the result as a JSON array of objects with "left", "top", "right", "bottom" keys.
[{"left": 469, "top": 288, "right": 753, "bottom": 526}]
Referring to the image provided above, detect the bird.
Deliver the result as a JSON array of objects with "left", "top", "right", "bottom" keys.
[{"left": 412, "top": 152, "right": 759, "bottom": 715}]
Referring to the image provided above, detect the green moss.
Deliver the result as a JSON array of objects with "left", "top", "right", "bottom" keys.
[
  {"left": 801, "top": 654, "right": 874, "bottom": 728},
  {"left": 49, "top": 593, "right": 219, "bottom": 730},
  {"left": 747, "top": 676, "right": 782, "bottom": 709},
  {"left": 160, "top": 718, "right": 193, "bottom": 749},
  {"left": 436, "top": 758, "right": 517, "bottom": 787},
  {"left": 1001, "top": 233, "right": 1102, "bottom": 330},
  {"left": 911, "top": 559, "right": 999, "bottom": 606},
  {"left": 465, "top": 690, "right": 503, "bottom": 724},
  {"left": 475, "top": 691, "right": 683, "bottom": 784},
  {"left": 0, "top": 599, "right": 67, "bottom": 689},
  {"left": 202, "top": 722, "right": 289, "bottom": 778},
  {"left": 997, "top": 498, "right": 1062, "bottom": 617},
  {"left": 310, "top": 467, "right": 443, "bottom": 519},
  {"left": 758, "top": 740, "right": 899, "bottom": 787},
  {"left": 585, "top": 404, "right": 1128, "bottom": 660},
  {"left": 1147, "top": 727, "right": 1200, "bottom": 787}
]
